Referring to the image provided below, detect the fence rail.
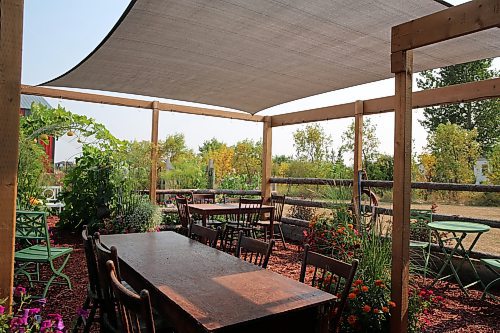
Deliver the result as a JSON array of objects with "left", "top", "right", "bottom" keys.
[{"left": 270, "top": 177, "right": 500, "bottom": 192}]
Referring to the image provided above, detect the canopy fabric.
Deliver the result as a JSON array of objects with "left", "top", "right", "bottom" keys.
[{"left": 44, "top": 0, "right": 500, "bottom": 114}]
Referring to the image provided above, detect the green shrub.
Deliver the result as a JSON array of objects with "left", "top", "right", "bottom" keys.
[{"left": 102, "top": 194, "right": 161, "bottom": 234}]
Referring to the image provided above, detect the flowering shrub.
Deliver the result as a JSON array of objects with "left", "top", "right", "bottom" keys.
[
  {"left": 408, "top": 288, "right": 444, "bottom": 332},
  {"left": 303, "top": 206, "right": 360, "bottom": 261},
  {"left": 342, "top": 279, "right": 393, "bottom": 332},
  {"left": 0, "top": 286, "right": 65, "bottom": 333}
]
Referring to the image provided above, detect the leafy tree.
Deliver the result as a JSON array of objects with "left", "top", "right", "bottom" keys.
[
  {"left": 486, "top": 143, "right": 500, "bottom": 185},
  {"left": 417, "top": 153, "right": 437, "bottom": 183},
  {"left": 417, "top": 59, "right": 499, "bottom": 154},
  {"left": 426, "top": 123, "right": 481, "bottom": 184},
  {"left": 339, "top": 118, "right": 380, "bottom": 170},
  {"left": 233, "top": 139, "right": 262, "bottom": 185},
  {"left": 199, "top": 138, "right": 225, "bottom": 155},
  {"left": 367, "top": 154, "right": 394, "bottom": 181},
  {"left": 161, "top": 133, "right": 189, "bottom": 162},
  {"left": 205, "top": 144, "right": 235, "bottom": 184},
  {"left": 293, "top": 123, "right": 332, "bottom": 162}
]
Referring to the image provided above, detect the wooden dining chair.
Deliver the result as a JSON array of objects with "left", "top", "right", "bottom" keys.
[
  {"left": 299, "top": 244, "right": 358, "bottom": 332},
  {"left": 175, "top": 196, "right": 191, "bottom": 236},
  {"left": 107, "top": 260, "right": 156, "bottom": 333},
  {"left": 256, "top": 195, "right": 287, "bottom": 249},
  {"left": 188, "top": 223, "right": 221, "bottom": 248},
  {"left": 72, "top": 226, "right": 101, "bottom": 333},
  {"left": 94, "top": 233, "right": 123, "bottom": 332},
  {"left": 222, "top": 197, "right": 263, "bottom": 252},
  {"left": 235, "top": 231, "right": 274, "bottom": 269}
]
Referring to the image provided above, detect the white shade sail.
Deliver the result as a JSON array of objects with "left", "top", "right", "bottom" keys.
[{"left": 45, "top": 0, "right": 500, "bottom": 114}]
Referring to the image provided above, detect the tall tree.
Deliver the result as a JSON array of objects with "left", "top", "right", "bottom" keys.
[
  {"left": 417, "top": 59, "right": 499, "bottom": 154},
  {"left": 233, "top": 139, "right": 262, "bottom": 185},
  {"left": 426, "top": 123, "right": 480, "bottom": 184},
  {"left": 293, "top": 123, "right": 332, "bottom": 162},
  {"left": 339, "top": 118, "right": 380, "bottom": 169}
]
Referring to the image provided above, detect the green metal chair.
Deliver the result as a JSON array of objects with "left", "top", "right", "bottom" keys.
[
  {"left": 480, "top": 258, "right": 500, "bottom": 300},
  {"left": 14, "top": 211, "right": 73, "bottom": 298},
  {"left": 409, "top": 209, "right": 433, "bottom": 279}
]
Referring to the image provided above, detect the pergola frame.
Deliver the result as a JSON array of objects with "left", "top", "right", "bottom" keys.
[{"left": 1, "top": 0, "right": 499, "bottom": 329}]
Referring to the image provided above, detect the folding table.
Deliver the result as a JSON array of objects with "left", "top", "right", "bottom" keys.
[{"left": 428, "top": 221, "right": 490, "bottom": 295}]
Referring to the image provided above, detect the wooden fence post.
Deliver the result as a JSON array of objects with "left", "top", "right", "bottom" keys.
[
  {"left": 0, "top": 0, "right": 24, "bottom": 311},
  {"left": 261, "top": 116, "right": 272, "bottom": 203},
  {"left": 149, "top": 101, "right": 160, "bottom": 203},
  {"left": 352, "top": 101, "right": 363, "bottom": 227},
  {"left": 390, "top": 50, "right": 413, "bottom": 333}
]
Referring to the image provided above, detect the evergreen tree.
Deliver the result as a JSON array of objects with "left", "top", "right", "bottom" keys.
[{"left": 417, "top": 59, "right": 499, "bottom": 154}]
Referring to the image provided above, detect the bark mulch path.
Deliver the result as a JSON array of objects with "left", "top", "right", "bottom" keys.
[{"left": 18, "top": 227, "right": 499, "bottom": 333}]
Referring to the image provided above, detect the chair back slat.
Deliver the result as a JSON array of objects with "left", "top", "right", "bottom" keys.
[
  {"left": 238, "top": 197, "right": 263, "bottom": 228},
  {"left": 15, "top": 211, "right": 50, "bottom": 244},
  {"left": 299, "top": 244, "right": 358, "bottom": 331},
  {"left": 175, "top": 196, "right": 191, "bottom": 234},
  {"left": 409, "top": 209, "right": 433, "bottom": 242},
  {"left": 82, "top": 226, "right": 101, "bottom": 297},
  {"left": 189, "top": 224, "right": 221, "bottom": 248},
  {"left": 271, "top": 195, "right": 286, "bottom": 222},
  {"left": 192, "top": 193, "right": 216, "bottom": 204},
  {"left": 107, "top": 261, "right": 156, "bottom": 333},
  {"left": 235, "top": 231, "right": 274, "bottom": 269}
]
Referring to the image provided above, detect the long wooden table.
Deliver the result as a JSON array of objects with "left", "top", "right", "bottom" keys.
[
  {"left": 188, "top": 203, "right": 275, "bottom": 239},
  {"left": 100, "top": 232, "right": 334, "bottom": 333}
]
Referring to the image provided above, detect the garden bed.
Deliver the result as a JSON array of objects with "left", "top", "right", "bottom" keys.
[{"left": 18, "top": 226, "right": 499, "bottom": 333}]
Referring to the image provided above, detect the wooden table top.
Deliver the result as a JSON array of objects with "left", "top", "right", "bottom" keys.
[
  {"left": 188, "top": 203, "right": 274, "bottom": 214},
  {"left": 100, "top": 232, "right": 334, "bottom": 332}
]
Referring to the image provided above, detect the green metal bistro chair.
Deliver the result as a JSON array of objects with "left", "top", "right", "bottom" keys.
[
  {"left": 14, "top": 211, "right": 73, "bottom": 298},
  {"left": 480, "top": 258, "right": 500, "bottom": 300},
  {"left": 409, "top": 209, "right": 433, "bottom": 279}
]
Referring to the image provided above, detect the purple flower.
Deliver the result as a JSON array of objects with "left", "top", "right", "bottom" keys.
[
  {"left": 77, "top": 307, "right": 90, "bottom": 320},
  {"left": 14, "top": 286, "right": 26, "bottom": 297},
  {"left": 36, "top": 298, "right": 47, "bottom": 305},
  {"left": 40, "top": 319, "right": 54, "bottom": 332},
  {"left": 48, "top": 314, "right": 65, "bottom": 330},
  {"left": 0, "top": 305, "right": 5, "bottom": 315},
  {"left": 28, "top": 307, "right": 41, "bottom": 315}
]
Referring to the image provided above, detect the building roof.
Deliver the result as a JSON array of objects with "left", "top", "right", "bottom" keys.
[
  {"left": 44, "top": 0, "right": 500, "bottom": 114},
  {"left": 20, "top": 94, "right": 52, "bottom": 110}
]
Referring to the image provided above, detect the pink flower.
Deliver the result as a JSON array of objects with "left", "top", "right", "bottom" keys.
[
  {"left": 14, "top": 285, "right": 26, "bottom": 297},
  {"left": 0, "top": 305, "right": 5, "bottom": 315}
]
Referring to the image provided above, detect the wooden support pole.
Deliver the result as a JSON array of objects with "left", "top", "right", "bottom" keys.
[
  {"left": 261, "top": 116, "right": 272, "bottom": 203},
  {"left": 390, "top": 50, "right": 413, "bottom": 333},
  {"left": 149, "top": 101, "right": 160, "bottom": 203},
  {"left": 352, "top": 101, "right": 363, "bottom": 227},
  {"left": 0, "top": 0, "right": 24, "bottom": 311}
]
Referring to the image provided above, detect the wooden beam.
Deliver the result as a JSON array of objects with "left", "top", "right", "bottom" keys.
[
  {"left": 0, "top": 0, "right": 24, "bottom": 311},
  {"left": 365, "top": 77, "right": 500, "bottom": 115},
  {"left": 271, "top": 78, "right": 499, "bottom": 127},
  {"left": 352, "top": 101, "right": 363, "bottom": 227},
  {"left": 392, "top": 0, "right": 500, "bottom": 53},
  {"left": 20, "top": 85, "right": 264, "bottom": 123},
  {"left": 261, "top": 116, "right": 272, "bottom": 203},
  {"left": 271, "top": 102, "right": 354, "bottom": 127},
  {"left": 390, "top": 50, "right": 413, "bottom": 333},
  {"left": 149, "top": 101, "right": 160, "bottom": 203}
]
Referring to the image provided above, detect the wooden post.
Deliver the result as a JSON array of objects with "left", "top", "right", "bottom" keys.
[
  {"left": 0, "top": 0, "right": 24, "bottom": 311},
  {"left": 149, "top": 101, "right": 160, "bottom": 203},
  {"left": 261, "top": 116, "right": 272, "bottom": 203},
  {"left": 352, "top": 101, "right": 363, "bottom": 227},
  {"left": 390, "top": 50, "right": 413, "bottom": 333}
]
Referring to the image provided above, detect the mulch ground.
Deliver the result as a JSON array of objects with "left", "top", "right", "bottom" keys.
[{"left": 17, "top": 223, "right": 499, "bottom": 333}]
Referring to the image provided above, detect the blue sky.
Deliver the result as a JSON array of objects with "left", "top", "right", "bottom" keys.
[{"left": 22, "top": 0, "right": 494, "bottom": 163}]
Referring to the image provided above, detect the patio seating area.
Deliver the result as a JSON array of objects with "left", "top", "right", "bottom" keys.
[{"left": 21, "top": 219, "right": 499, "bottom": 332}]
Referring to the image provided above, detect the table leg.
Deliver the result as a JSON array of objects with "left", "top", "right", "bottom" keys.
[
  {"left": 453, "top": 232, "right": 486, "bottom": 290},
  {"left": 431, "top": 232, "right": 468, "bottom": 294},
  {"left": 202, "top": 213, "right": 208, "bottom": 227}
]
